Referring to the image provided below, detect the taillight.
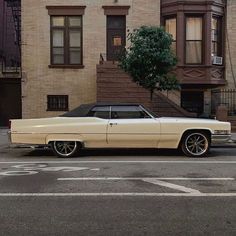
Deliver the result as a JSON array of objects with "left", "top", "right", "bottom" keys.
[{"left": 8, "top": 120, "right": 11, "bottom": 129}]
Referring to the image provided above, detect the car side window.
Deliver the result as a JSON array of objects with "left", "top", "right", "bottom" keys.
[
  {"left": 87, "top": 106, "right": 110, "bottom": 119},
  {"left": 111, "top": 106, "right": 151, "bottom": 119}
]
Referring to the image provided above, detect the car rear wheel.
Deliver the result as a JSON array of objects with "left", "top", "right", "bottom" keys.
[
  {"left": 51, "top": 141, "right": 79, "bottom": 158},
  {"left": 181, "top": 132, "right": 210, "bottom": 157}
]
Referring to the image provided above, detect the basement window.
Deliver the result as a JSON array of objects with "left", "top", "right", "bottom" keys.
[{"left": 47, "top": 95, "right": 69, "bottom": 111}]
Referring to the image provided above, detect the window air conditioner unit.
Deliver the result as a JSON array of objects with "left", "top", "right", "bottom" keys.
[{"left": 212, "top": 56, "right": 223, "bottom": 65}]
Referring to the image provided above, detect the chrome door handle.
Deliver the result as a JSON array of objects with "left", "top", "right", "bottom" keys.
[{"left": 110, "top": 122, "right": 118, "bottom": 126}]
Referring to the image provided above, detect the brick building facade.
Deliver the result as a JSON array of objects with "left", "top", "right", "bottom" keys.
[
  {"left": 20, "top": 0, "right": 236, "bottom": 119},
  {"left": 21, "top": 0, "right": 160, "bottom": 118}
]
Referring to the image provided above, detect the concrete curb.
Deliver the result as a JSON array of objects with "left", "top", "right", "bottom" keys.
[{"left": 0, "top": 130, "right": 9, "bottom": 149}]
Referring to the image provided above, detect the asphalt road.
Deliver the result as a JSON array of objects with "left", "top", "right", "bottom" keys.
[{"left": 0, "top": 147, "right": 236, "bottom": 235}]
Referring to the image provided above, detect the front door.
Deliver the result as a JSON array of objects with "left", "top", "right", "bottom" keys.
[
  {"left": 0, "top": 79, "right": 22, "bottom": 126},
  {"left": 107, "top": 16, "right": 126, "bottom": 61},
  {"left": 181, "top": 91, "right": 204, "bottom": 115}
]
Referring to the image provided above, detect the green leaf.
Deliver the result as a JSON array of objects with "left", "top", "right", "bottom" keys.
[{"left": 119, "top": 26, "right": 178, "bottom": 97}]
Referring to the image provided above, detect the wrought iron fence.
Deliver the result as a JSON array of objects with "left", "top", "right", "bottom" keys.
[{"left": 211, "top": 89, "right": 236, "bottom": 115}]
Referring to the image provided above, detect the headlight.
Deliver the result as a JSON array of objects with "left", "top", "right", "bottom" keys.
[{"left": 214, "top": 130, "right": 230, "bottom": 135}]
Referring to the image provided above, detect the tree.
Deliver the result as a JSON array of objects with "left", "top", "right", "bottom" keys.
[{"left": 119, "top": 26, "right": 179, "bottom": 98}]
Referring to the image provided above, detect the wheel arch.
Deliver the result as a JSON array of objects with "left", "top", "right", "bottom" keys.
[
  {"left": 45, "top": 134, "right": 85, "bottom": 148},
  {"left": 178, "top": 129, "right": 212, "bottom": 148}
]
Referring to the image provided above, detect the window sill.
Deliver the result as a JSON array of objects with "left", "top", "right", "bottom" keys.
[
  {"left": 47, "top": 109, "right": 69, "bottom": 112},
  {"left": 178, "top": 65, "right": 224, "bottom": 68},
  {"left": 48, "top": 65, "right": 85, "bottom": 69}
]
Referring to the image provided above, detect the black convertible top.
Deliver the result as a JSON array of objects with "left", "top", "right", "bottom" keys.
[{"left": 60, "top": 103, "right": 141, "bottom": 117}]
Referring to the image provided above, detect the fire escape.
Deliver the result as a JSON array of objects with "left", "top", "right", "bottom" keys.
[
  {"left": 1, "top": 0, "right": 21, "bottom": 74},
  {"left": 5, "top": 0, "right": 21, "bottom": 47}
]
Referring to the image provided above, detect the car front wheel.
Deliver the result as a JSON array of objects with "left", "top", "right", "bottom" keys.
[
  {"left": 181, "top": 132, "right": 210, "bottom": 157},
  {"left": 51, "top": 141, "right": 79, "bottom": 158}
]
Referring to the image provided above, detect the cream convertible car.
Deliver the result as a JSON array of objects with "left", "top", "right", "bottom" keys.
[{"left": 9, "top": 103, "right": 231, "bottom": 158}]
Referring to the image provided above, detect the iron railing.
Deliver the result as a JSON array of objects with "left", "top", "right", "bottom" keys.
[
  {"left": 0, "top": 0, "right": 21, "bottom": 75},
  {"left": 211, "top": 89, "right": 236, "bottom": 115},
  {"left": 5, "top": 0, "right": 21, "bottom": 47}
]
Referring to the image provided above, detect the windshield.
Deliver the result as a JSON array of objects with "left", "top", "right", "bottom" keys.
[{"left": 141, "top": 106, "right": 159, "bottom": 118}]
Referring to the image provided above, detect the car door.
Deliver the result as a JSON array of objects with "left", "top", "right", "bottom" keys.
[
  {"left": 107, "top": 105, "right": 160, "bottom": 148},
  {"left": 84, "top": 106, "right": 110, "bottom": 147}
]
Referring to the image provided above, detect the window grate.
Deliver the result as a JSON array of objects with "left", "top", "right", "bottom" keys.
[{"left": 47, "top": 95, "right": 69, "bottom": 111}]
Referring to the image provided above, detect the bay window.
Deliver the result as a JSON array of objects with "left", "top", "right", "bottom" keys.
[
  {"left": 185, "top": 17, "right": 203, "bottom": 64},
  {"left": 212, "top": 17, "right": 222, "bottom": 57},
  {"left": 165, "top": 17, "right": 176, "bottom": 54}
]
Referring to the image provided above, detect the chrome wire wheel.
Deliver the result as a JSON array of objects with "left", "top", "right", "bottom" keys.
[
  {"left": 52, "top": 141, "right": 78, "bottom": 158},
  {"left": 182, "top": 132, "right": 209, "bottom": 157}
]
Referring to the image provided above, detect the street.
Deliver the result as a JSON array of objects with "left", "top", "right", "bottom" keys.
[
  {"left": 0, "top": 146, "right": 236, "bottom": 235},
  {"left": 1, "top": 0, "right": 236, "bottom": 235}
]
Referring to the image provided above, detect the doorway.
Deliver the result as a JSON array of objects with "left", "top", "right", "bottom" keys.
[
  {"left": 181, "top": 91, "right": 204, "bottom": 115},
  {"left": 0, "top": 79, "right": 21, "bottom": 126},
  {"left": 107, "top": 16, "right": 126, "bottom": 61}
]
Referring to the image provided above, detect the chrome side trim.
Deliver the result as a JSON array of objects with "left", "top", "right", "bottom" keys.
[{"left": 9, "top": 132, "right": 163, "bottom": 135}]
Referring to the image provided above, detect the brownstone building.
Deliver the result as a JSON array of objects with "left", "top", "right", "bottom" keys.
[
  {"left": 13, "top": 0, "right": 236, "bottom": 123},
  {"left": 0, "top": 0, "right": 21, "bottom": 126}
]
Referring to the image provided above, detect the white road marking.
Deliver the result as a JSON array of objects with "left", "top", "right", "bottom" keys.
[
  {"left": 142, "top": 179, "right": 201, "bottom": 194},
  {"left": 11, "top": 164, "right": 99, "bottom": 172},
  {"left": 0, "top": 164, "right": 101, "bottom": 176},
  {"left": 34, "top": 167, "right": 93, "bottom": 172},
  {"left": 1, "top": 160, "right": 236, "bottom": 164},
  {"left": 0, "top": 192, "right": 236, "bottom": 197},
  {"left": 57, "top": 177, "right": 235, "bottom": 194},
  {"left": 57, "top": 177, "right": 235, "bottom": 181},
  {"left": 12, "top": 164, "right": 48, "bottom": 169},
  {"left": 0, "top": 171, "right": 38, "bottom": 176}
]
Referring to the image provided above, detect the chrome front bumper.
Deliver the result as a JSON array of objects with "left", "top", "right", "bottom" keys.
[{"left": 211, "top": 134, "right": 231, "bottom": 144}]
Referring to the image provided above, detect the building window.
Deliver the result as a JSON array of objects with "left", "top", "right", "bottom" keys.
[
  {"left": 185, "top": 17, "right": 203, "bottom": 64},
  {"left": 111, "top": 106, "right": 151, "bottom": 119},
  {"left": 212, "top": 17, "right": 222, "bottom": 57},
  {"left": 47, "top": 95, "right": 69, "bottom": 111},
  {"left": 165, "top": 17, "right": 176, "bottom": 54},
  {"left": 87, "top": 106, "right": 110, "bottom": 119},
  {"left": 51, "top": 16, "right": 82, "bottom": 65}
]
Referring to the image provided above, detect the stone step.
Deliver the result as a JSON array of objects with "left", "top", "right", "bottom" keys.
[{"left": 97, "top": 63, "right": 195, "bottom": 118}]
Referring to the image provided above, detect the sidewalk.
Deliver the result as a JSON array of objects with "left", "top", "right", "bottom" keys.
[
  {"left": 0, "top": 128, "right": 9, "bottom": 149},
  {"left": 1, "top": 128, "right": 236, "bottom": 149}
]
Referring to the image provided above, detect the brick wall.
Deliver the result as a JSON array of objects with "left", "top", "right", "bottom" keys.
[
  {"left": 97, "top": 62, "right": 196, "bottom": 117},
  {"left": 22, "top": 0, "right": 160, "bottom": 118}
]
